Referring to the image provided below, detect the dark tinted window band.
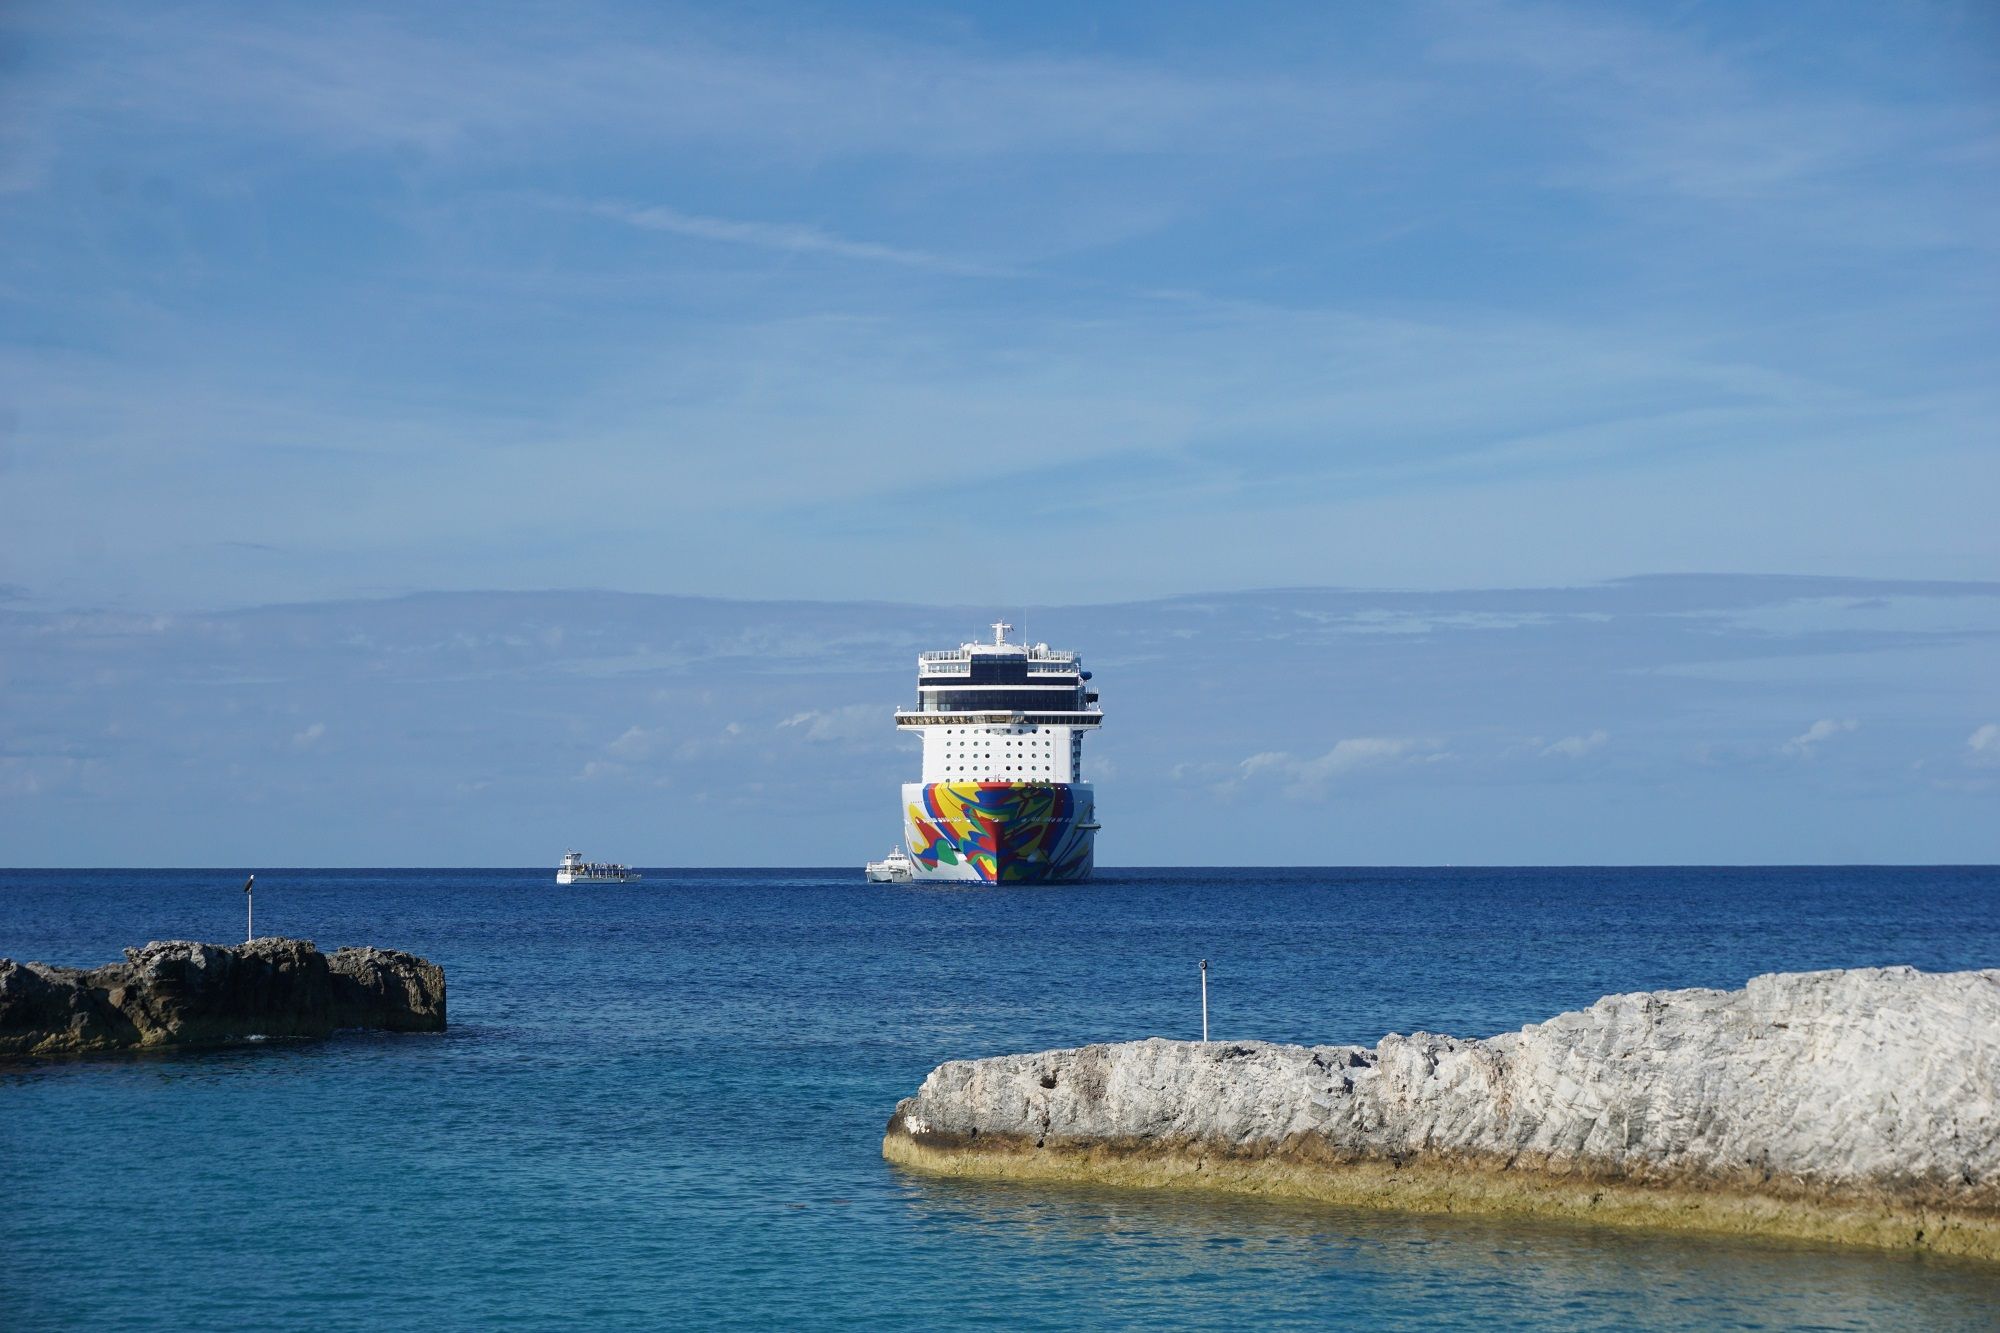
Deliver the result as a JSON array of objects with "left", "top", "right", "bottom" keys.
[{"left": 917, "top": 690, "right": 1087, "bottom": 711}]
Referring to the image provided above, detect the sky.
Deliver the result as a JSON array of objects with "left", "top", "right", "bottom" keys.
[
  {"left": 0, "top": 3, "right": 1995, "bottom": 863},
  {"left": 4, "top": 578, "right": 1997, "bottom": 866},
  {"left": 1, "top": 0, "right": 1995, "bottom": 609}
]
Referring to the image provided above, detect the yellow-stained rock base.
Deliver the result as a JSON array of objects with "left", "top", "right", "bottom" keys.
[{"left": 883, "top": 1130, "right": 2000, "bottom": 1263}]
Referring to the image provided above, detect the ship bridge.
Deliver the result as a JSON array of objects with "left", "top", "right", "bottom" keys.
[{"left": 894, "top": 621, "right": 1102, "bottom": 728}]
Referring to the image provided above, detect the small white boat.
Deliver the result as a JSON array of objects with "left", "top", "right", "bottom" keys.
[
  {"left": 557, "top": 850, "right": 641, "bottom": 884},
  {"left": 865, "top": 846, "right": 916, "bottom": 883}
]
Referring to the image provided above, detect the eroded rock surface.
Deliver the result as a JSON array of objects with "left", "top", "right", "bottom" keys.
[
  {"left": 886, "top": 967, "right": 2000, "bottom": 1258},
  {"left": 0, "top": 938, "right": 446, "bottom": 1056},
  {"left": 327, "top": 945, "right": 448, "bottom": 1033}
]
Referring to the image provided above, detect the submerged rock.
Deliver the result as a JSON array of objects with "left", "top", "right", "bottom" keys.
[
  {"left": 0, "top": 938, "right": 446, "bottom": 1056},
  {"left": 885, "top": 966, "right": 2000, "bottom": 1260}
]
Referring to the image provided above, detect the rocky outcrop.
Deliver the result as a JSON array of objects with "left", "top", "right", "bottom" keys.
[
  {"left": 0, "top": 938, "right": 446, "bottom": 1057},
  {"left": 885, "top": 966, "right": 2000, "bottom": 1260},
  {"left": 326, "top": 945, "right": 449, "bottom": 1033}
]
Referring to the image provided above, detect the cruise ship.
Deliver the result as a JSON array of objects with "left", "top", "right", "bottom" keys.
[{"left": 894, "top": 623, "right": 1102, "bottom": 882}]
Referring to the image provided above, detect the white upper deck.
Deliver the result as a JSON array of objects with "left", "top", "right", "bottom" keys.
[
  {"left": 897, "top": 621, "right": 1100, "bottom": 732},
  {"left": 897, "top": 623, "right": 1102, "bottom": 781},
  {"left": 915, "top": 622, "right": 1078, "bottom": 676}
]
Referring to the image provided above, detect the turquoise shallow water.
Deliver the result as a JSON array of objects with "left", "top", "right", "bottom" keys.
[{"left": 3, "top": 866, "right": 1998, "bottom": 1329}]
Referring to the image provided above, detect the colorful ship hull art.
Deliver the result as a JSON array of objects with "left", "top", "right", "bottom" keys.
[{"left": 902, "top": 781, "right": 1095, "bottom": 883}]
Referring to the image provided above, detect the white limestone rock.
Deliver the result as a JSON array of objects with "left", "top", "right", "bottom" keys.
[{"left": 887, "top": 966, "right": 2000, "bottom": 1243}]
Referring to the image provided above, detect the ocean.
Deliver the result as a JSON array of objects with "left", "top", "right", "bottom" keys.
[{"left": 3, "top": 866, "right": 1997, "bottom": 1329}]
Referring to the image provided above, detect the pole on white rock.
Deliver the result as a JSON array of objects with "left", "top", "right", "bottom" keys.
[
  {"left": 244, "top": 873, "right": 255, "bottom": 942},
  {"left": 1200, "top": 958, "right": 1209, "bottom": 1042}
]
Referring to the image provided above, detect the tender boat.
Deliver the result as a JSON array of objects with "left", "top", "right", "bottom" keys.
[
  {"left": 864, "top": 846, "right": 916, "bottom": 883},
  {"left": 557, "top": 850, "right": 641, "bottom": 884}
]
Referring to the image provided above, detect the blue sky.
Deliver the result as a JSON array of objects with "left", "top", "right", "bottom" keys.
[
  {"left": 0, "top": 4, "right": 1995, "bottom": 863},
  {"left": 2, "top": 0, "right": 1995, "bottom": 608}
]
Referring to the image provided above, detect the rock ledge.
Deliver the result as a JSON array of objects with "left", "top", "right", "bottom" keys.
[
  {"left": 0, "top": 938, "right": 447, "bottom": 1056},
  {"left": 884, "top": 966, "right": 2000, "bottom": 1260}
]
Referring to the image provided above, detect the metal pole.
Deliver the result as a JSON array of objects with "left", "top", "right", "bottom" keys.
[
  {"left": 244, "top": 873, "right": 255, "bottom": 943},
  {"left": 1200, "top": 958, "right": 1209, "bottom": 1042}
]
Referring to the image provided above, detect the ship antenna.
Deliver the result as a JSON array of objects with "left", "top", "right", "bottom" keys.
[{"left": 992, "top": 620, "right": 1011, "bottom": 646}]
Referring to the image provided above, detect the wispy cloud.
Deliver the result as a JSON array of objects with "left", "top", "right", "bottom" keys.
[
  {"left": 29, "top": 8, "right": 1411, "bottom": 165},
  {"left": 1541, "top": 729, "right": 1608, "bottom": 759},
  {"left": 1238, "top": 737, "right": 1445, "bottom": 798},
  {"left": 1783, "top": 717, "right": 1858, "bottom": 757},
  {"left": 1429, "top": 0, "right": 1996, "bottom": 242},
  {"left": 582, "top": 201, "right": 1005, "bottom": 276},
  {"left": 1, "top": 2, "right": 1994, "bottom": 616},
  {"left": 605, "top": 725, "right": 667, "bottom": 760},
  {"left": 779, "top": 703, "right": 885, "bottom": 744}
]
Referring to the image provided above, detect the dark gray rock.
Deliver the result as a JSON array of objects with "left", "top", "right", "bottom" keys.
[
  {"left": 0, "top": 938, "right": 447, "bottom": 1056},
  {"left": 328, "top": 946, "right": 447, "bottom": 1032}
]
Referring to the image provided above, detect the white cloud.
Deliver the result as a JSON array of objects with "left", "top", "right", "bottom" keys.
[
  {"left": 778, "top": 703, "right": 885, "bottom": 743},
  {"left": 605, "top": 725, "right": 667, "bottom": 760},
  {"left": 1782, "top": 717, "right": 1857, "bottom": 756},
  {"left": 1238, "top": 736, "right": 1441, "bottom": 797},
  {"left": 1968, "top": 723, "right": 2000, "bottom": 764},
  {"left": 1541, "top": 729, "right": 1608, "bottom": 758},
  {"left": 291, "top": 721, "right": 326, "bottom": 749}
]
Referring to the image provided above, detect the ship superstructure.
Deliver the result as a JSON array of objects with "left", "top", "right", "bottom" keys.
[
  {"left": 894, "top": 623, "right": 1102, "bottom": 882},
  {"left": 557, "top": 851, "right": 641, "bottom": 884}
]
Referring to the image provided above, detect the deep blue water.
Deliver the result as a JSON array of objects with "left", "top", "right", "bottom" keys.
[{"left": 3, "top": 866, "right": 1998, "bottom": 1330}]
